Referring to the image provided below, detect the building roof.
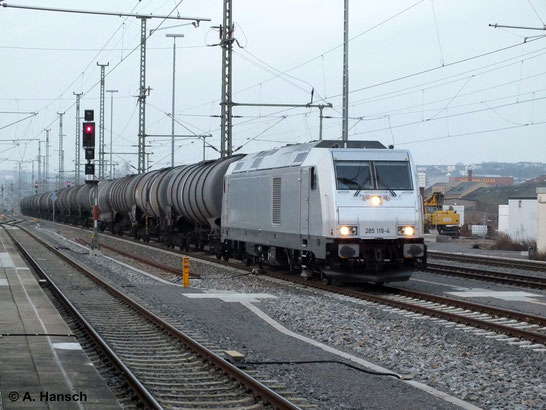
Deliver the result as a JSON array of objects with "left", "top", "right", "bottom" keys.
[
  {"left": 462, "top": 183, "right": 546, "bottom": 204},
  {"left": 525, "top": 175, "right": 546, "bottom": 184},
  {"left": 447, "top": 181, "right": 480, "bottom": 193}
]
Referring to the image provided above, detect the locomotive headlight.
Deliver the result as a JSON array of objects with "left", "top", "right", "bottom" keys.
[
  {"left": 339, "top": 225, "right": 358, "bottom": 236},
  {"left": 370, "top": 195, "right": 382, "bottom": 206},
  {"left": 399, "top": 225, "right": 415, "bottom": 236}
]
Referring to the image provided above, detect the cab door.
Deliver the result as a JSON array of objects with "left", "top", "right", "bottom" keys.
[{"left": 300, "top": 167, "right": 310, "bottom": 236}]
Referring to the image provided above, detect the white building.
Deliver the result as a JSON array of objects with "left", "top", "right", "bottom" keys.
[
  {"left": 538, "top": 188, "right": 546, "bottom": 252},
  {"left": 498, "top": 204, "right": 509, "bottom": 235},
  {"left": 498, "top": 197, "right": 537, "bottom": 241}
]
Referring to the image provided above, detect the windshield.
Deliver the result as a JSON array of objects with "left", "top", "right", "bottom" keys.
[
  {"left": 335, "top": 161, "right": 373, "bottom": 190},
  {"left": 375, "top": 161, "right": 413, "bottom": 190}
]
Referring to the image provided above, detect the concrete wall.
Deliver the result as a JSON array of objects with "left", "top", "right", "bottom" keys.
[
  {"left": 508, "top": 199, "right": 537, "bottom": 241},
  {"left": 538, "top": 188, "right": 546, "bottom": 252},
  {"left": 498, "top": 204, "right": 509, "bottom": 235}
]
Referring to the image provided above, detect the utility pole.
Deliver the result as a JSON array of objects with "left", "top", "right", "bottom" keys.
[
  {"left": 342, "top": 0, "right": 349, "bottom": 142},
  {"left": 74, "top": 92, "right": 83, "bottom": 185},
  {"left": 166, "top": 33, "right": 184, "bottom": 167},
  {"left": 97, "top": 62, "right": 109, "bottom": 180},
  {"left": 57, "top": 112, "right": 64, "bottom": 190},
  {"left": 319, "top": 105, "right": 326, "bottom": 140},
  {"left": 219, "top": 0, "right": 234, "bottom": 158},
  {"left": 146, "top": 152, "right": 153, "bottom": 171},
  {"left": 106, "top": 89, "right": 118, "bottom": 179},
  {"left": 37, "top": 140, "right": 42, "bottom": 193},
  {"left": 45, "top": 128, "right": 50, "bottom": 192},
  {"left": 17, "top": 162, "right": 21, "bottom": 206},
  {"left": 137, "top": 17, "right": 149, "bottom": 174}
]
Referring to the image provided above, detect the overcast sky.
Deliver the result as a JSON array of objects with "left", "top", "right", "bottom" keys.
[{"left": 1, "top": 0, "right": 545, "bottom": 178}]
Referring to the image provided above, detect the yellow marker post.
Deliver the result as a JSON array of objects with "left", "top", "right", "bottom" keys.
[{"left": 182, "top": 257, "right": 190, "bottom": 288}]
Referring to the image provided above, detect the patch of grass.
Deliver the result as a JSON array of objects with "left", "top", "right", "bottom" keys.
[{"left": 492, "top": 233, "right": 535, "bottom": 252}]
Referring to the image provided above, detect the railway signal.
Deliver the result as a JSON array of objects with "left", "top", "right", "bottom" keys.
[
  {"left": 83, "top": 110, "right": 99, "bottom": 251},
  {"left": 85, "top": 163, "right": 95, "bottom": 176},
  {"left": 83, "top": 122, "right": 96, "bottom": 148}
]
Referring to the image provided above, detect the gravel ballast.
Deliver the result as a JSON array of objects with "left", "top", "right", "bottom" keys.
[{"left": 29, "top": 222, "right": 546, "bottom": 409}]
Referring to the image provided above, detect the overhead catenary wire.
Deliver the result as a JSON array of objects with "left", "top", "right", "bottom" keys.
[
  {"left": 178, "top": 5, "right": 544, "bottom": 120},
  {"left": 350, "top": 95, "right": 546, "bottom": 137},
  {"left": 5, "top": 0, "right": 544, "bottom": 169},
  {"left": 430, "top": 0, "right": 444, "bottom": 66},
  {"left": 178, "top": 0, "right": 427, "bottom": 115},
  {"left": 351, "top": 85, "right": 546, "bottom": 120},
  {"left": 330, "top": 36, "right": 546, "bottom": 100},
  {"left": 396, "top": 120, "right": 546, "bottom": 145},
  {"left": 528, "top": 0, "right": 546, "bottom": 26}
]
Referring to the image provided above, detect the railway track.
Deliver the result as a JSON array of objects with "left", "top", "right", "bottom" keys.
[
  {"left": 4, "top": 224, "right": 303, "bottom": 410},
  {"left": 425, "top": 262, "right": 546, "bottom": 290},
  {"left": 19, "top": 218, "right": 546, "bottom": 350},
  {"left": 428, "top": 249, "right": 546, "bottom": 272},
  {"left": 264, "top": 272, "right": 546, "bottom": 349}
]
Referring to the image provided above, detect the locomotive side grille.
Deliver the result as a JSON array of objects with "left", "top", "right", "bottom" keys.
[{"left": 272, "top": 177, "right": 282, "bottom": 225}]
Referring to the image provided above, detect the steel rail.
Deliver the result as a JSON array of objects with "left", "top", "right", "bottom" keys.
[
  {"left": 388, "top": 287, "right": 546, "bottom": 327},
  {"left": 2, "top": 225, "right": 163, "bottom": 410},
  {"left": 15, "top": 225, "right": 301, "bottom": 410},
  {"left": 75, "top": 238, "right": 201, "bottom": 278},
  {"left": 428, "top": 249, "right": 546, "bottom": 272},
  {"left": 425, "top": 263, "right": 546, "bottom": 290}
]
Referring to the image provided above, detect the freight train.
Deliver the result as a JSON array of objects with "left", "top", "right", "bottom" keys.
[{"left": 20, "top": 140, "right": 427, "bottom": 283}]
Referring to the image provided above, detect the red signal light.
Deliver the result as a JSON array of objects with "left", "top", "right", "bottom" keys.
[{"left": 82, "top": 121, "right": 95, "bottom": 148}]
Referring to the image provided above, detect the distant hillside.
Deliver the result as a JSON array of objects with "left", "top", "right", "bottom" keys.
[{"left": 417, "top": 162, "right": 546, "bottom": 182}]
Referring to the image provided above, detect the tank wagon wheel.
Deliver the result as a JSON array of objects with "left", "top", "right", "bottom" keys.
[
  {"left": 245, "top": 255, "right": 252, "bottom": 266},
  {"left": 215, "top": 246, "right": 222, "bottom": 260}
]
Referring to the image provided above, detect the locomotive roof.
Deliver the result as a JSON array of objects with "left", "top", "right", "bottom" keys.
[{"left": 230, "top": 140, "right": 389, "bottom": 174}]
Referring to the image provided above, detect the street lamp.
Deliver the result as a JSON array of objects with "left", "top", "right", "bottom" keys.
[
  {"left": 166, "top": 33, "right": 184, "bottom": 167},
  {"left": 106, "top": 89, "right": 118, "bottom": 179}
]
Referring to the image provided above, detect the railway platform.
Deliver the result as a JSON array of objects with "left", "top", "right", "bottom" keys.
[{"left": 0, "top": 227, "right": 120, "bottom": 409}]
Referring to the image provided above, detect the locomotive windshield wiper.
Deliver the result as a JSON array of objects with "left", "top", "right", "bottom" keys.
[
  {"left": 377, "top": 175, "right": 397, "bottom": 197},
  {"left": 337, "top": 177, "right": 363, "bottom": 190},
  {"left": 353, "top": 175, "right": 370, "bottom": 197}
]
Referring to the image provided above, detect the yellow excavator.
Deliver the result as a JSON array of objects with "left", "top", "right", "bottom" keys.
[{"left": 423, "top": 192, "right": 460, "bottom": 237}]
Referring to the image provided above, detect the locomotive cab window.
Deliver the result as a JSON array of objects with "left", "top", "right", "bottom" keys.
[
  {"left": 335, "top": 161, "right": 372, "bottom": 190},
  {"left": 374, "top": 161, "right": 412, "bottom": 190}
]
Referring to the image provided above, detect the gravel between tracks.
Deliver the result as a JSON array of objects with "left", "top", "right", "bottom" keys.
[{"left": 32, "top": 222, "right": 546, "bottom": 409}]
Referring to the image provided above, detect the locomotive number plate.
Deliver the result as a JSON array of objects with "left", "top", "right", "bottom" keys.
[{"left": 364, "top": 227, "right": 390, "bottom": 234}]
